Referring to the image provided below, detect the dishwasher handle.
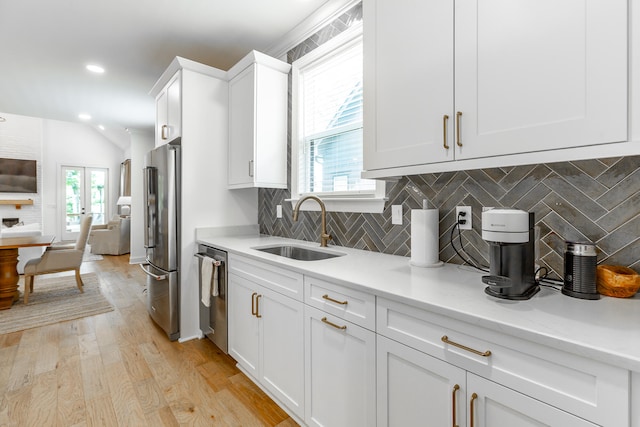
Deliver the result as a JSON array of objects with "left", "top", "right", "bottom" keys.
[{"left": 140, "top": 264, "right": 167, "bottom": 281}]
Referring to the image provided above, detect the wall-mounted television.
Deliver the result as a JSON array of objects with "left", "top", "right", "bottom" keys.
[{"left": 0, "top": 158, "right": 37, "bottom": 193}]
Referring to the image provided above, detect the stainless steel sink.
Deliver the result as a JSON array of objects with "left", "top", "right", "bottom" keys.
[{"left": 254, "top": 245, "right": 344, "bottom": 261}]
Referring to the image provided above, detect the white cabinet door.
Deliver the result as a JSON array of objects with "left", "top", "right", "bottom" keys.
[
  {"left": 304, "top": 305, "right": 376, "bottom": 427},
  {"left": 228, "top": 58, "right": 288, "bottom": 189},
  {"left": 228, "top": 65, "right": 256, "bottom": 187},
  {"left": 228, "top": 273, "right": 259, "bottom": 377},
  {"left": 259, "top": 287, "right": 304, "bottom": 419},
  {"left": 363, "top": 0, "right": 454, "bottom": 171},
  {"left": 455, "top": 0, "right": 627, "bottom": 160},
  {"left": 467, "top": 373, "right": 597, "bottom": 427},
  {"left": 155, "top": 72, "right": 181, "bottom": 146},
  {"left": 228, "top": 271, "right": 304, "bottom": 419},
  {"left": 377, "top": 335, "right": 467, "bottom": 427}
]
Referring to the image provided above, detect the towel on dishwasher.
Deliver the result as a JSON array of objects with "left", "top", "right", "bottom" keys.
[{"left": 201, "top": 257, "right": 221, "bottom": 307}]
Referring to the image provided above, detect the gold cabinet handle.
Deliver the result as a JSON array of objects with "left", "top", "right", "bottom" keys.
[
  {"left": 456, "top": 111, "right": 463, "bottom": 147},
  {"left": 248, "top": 160, "right": 254, "bottom": 177},
  {"left": 443, "top": 114, "right": 450, "bottom": 149},
  {"left": 452, "top": 384, "right": 460, "bottom": 427},
  {"left": 441, "top": 336, "right": 491, "bottom": 357},
  {"left": 251, "top": 292, "right": 258, "bottom": 316},
  {"left": 321, "top": 317, "right": 346, "bottom": 330},
  {"left": 322, "top": 294, "right": 348, "bottom": 305},
  {"left": 255, "top": 294, "right": 262, "bottom": 318},
  {"left": 161, "top": 124, "right": 169, "bottom": 140},
  {"left": 470, "top": 393, "right": 478, "bottom": 427}
]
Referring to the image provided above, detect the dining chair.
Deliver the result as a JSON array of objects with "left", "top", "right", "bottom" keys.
[{"left": 22, "top": 215, "right": 93, "bottom": 304}]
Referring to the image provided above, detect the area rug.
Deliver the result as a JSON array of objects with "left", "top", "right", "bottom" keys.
[{"left": 0, "top": 273, "right": 113, "bottom": 334}]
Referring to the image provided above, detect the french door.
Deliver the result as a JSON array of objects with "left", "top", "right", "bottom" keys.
[{"left": 61, "top": 166, "right": 108, "bottom": 241}]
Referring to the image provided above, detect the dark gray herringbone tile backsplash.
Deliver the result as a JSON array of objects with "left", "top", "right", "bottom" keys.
[
  {"left": 259, "top": 156, "right": 640, "bottom": 278},
  {"left": 258, "top": 2, "right": 639, "bottom": 278}
]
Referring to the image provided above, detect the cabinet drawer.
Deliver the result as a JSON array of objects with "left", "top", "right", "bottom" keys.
[
  {"left": 229, "top": 254, "right": 303, "bottom": 301},
  {"left": 377, "top": 297, "right": 629, "bottom": 427},
  {"left": 304, "top": 276, "right": 375, "bottom": 331}
]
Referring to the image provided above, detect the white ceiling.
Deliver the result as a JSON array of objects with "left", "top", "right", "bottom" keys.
[{"left": 0, "top": 0, "right": 349, "bottom": 149}]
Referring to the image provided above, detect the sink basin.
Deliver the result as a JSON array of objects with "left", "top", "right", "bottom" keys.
[{"left": 254, "top": 245, "right": 344, "bottom": 261}]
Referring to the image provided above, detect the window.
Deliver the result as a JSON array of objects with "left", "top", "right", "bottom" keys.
[{"left": 291, "top": 24, "right": 385, "bottom": 213}]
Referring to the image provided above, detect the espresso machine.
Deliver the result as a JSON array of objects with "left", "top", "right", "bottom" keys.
[{"left": 481, "top": 209, "right": 539, "bottom": 300}]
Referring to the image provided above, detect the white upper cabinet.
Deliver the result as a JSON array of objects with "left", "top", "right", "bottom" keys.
[
  {"left": 227, "top": 51, "right": 290, "bottom": 189},
  {"left": 363, "top": 0, "right": 454, "bottom": 170},
  {"left": 155, "top": 71, "right": 181, "bottom": 146},
  {"left": 363, "top": 0, "right": 628, "bottom": 175}
]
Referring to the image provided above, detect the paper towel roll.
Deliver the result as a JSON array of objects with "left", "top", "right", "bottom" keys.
[{"left": 410, "top": 209, "right": 443, "bottom": 268}]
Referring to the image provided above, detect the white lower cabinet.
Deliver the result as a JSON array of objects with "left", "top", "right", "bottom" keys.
[
  {"left": 228, "top": 256, "right": 631, "bottom": 427},
  {"left": 377, "top": 297, "right": 629, "bottom": 427},
  {"left": 378, "top": 335, "right": 597, "bottom": 427},
  {"left": 228, "top": 272, "right": 304, "bottom": 419},
  {"left": 304, "top": 305, "right": 376, "bottom": 427},
  {"left": 468, "top": 374, "right": 596, "bottom": 427},
  {"left": 377, "top": 335, "right": 466, "bottom": 426}
]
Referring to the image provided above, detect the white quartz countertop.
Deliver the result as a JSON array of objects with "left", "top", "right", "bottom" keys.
[{"left": 197, "top": 233, "right": 640, "bottom": 372}]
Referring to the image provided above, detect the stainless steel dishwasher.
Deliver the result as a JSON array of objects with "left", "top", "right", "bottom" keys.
[{"left": 195, "top": 244, "right": 228, "bottom": 353}]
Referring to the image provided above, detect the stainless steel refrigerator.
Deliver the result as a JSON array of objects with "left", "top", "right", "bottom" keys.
[{"left": 141, "top": 139, "right": 181, "bottom": 341}]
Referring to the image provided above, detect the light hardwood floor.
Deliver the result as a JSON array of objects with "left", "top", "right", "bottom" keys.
[{"left": 0, "top": 255, "right": 298, "bottom": 426}]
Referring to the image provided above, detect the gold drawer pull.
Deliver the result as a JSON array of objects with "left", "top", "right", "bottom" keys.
[
  {"left": 443, "top": 114, "right": 450, "bottom": 149},
  {"left": 441, "top": 336, "right": 491, "bottom": 357},
  {"left": 470, "top": 393, "right": 478, "bottom": 427},
  {"left": 321, "top": 317, "right": 347, "bottom": 330},
  {"left": 255, "top": 294, "right": 262, "bottom": 318},
  {"left": 322, "top": 294, "right": 348, "bottom": 305},
  {"left": 251, "top": 292, "right": 258, "bottom": 316},
  {"left": 456, "top": 111, "right": 463, "bottom": 147},
  {"left": 452, "top": 384, "right": 460, "bottom": 427}
]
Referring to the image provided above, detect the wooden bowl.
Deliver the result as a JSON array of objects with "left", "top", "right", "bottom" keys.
[{"left": 596, "top": 265, "right": 640, "bottom": 298}]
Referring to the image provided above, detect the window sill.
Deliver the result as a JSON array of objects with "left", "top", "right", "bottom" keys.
[{"left": 286, "top": 197, "right": 387, "bottom": 214}]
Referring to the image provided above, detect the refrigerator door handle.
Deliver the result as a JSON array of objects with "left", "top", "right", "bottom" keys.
[
  {"left": 140, "top": 264, "right": 167, "bottom": 280},
  {"left": 143, "top": 166, "right": 158, "bottom": 249}
]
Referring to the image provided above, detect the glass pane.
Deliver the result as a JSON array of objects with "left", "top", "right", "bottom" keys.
[
  {"left": 90, "top": 170, "right": 107, "bottom": 225},
  {"left": 303, "top": 46, "right": 363, "bottom": 135},
  {"left": 65, "top": 169, "right": 82, "bottom": 233},
  {"left": 301, "top": 128, "right": 375, "bottom": 193}
]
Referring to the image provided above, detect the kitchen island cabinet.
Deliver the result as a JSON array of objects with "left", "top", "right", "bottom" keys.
[{"left": 363, "top": 0, "right": 628, "bottom": 177}]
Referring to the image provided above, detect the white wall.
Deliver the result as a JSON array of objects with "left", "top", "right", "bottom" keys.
[
  {"left": 178, "top": 69, "right": 258, "bottom": 340},
  {"left": 129, "top": 130, "right": 154, "bottom": 263},
  {"left": 41, "top": 119, "right": 126, "bottom": 240},
  {"left": 0, "top": 113, "right": 43, "bottom": 226}
]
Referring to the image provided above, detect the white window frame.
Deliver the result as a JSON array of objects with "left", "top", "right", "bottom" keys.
[{"left": 289, "top": 22, "right": 385, "bottom": 214}]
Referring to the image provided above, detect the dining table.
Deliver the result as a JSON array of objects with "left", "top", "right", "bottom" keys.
[{"left": 0, "top": 234, "right": 55, "bottom": 309}]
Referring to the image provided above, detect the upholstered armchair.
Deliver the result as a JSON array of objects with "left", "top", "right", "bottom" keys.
[
  {"left": 23, "top": 215, "right": 93, "bottom": 304},
  {"left": 88, "top": 216, "right": 130, "bottom": 255}
]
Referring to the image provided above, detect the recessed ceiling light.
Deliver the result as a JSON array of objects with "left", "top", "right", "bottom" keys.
[
  {"left": 98, "top": 125, "right": 105, "bottom": 130},
  {"left": 78, "top": 113, "right": 92, "bottom": 120},
  {"left": 86, "top": 64, "right": 105, "bottom": 74}
]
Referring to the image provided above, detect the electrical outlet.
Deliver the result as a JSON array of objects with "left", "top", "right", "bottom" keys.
[
  {"left": 391, "top": 205, "right": 403, "bottom": 225},
  {"left": 455, "top": 206, "right": 472, "bottom": 230},
  {"left": 276, "top": 205, "right": 282, "bottom": 219}
]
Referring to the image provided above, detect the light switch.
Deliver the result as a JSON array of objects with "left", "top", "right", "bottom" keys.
[
  {"left": 391, "top": 205, "right": 403, "bottom": 225},
  {"left": 276, "top": 205, "right": 283, "bottom": 219}
]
